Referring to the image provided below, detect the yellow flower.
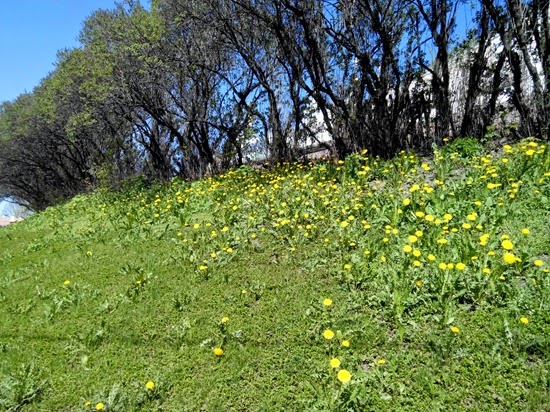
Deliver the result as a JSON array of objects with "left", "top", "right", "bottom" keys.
[
  {"left": 408, "top": 235, "right": 418, "bottom": 243},
  {"left": 193, "top": 223, "right": 200, "bottom": 229},
  {"left": 199, "top": 265, "right": 208, "bottom": 271},
  {"left": 439, "top": 263, "right": 447, "bottom": 270},
  {"left": 226, "top": 247, "right": 233, "bottom": 253},
  {"left": 64, "top": 280, "right": 71, "bottom": 286},
  {"left": 520, "top": 317, "right": 529, "bottom": 324},
  {"left": 403, "top": 245, "right": 413, "bottom": 253},
  {"left": 416, "top": 280, "right": 423, "bottom": 287},
  {"left": 221, "top": 316, "right": 229, "bottom": 323},
  {"left": 534, "top": 260, "right": 543, "bottom": 266},
  {"left": 455, "top": 262, "right": 466, "bottom": 270},
  {"left": 95, "top": 403, "right": 105, "bottom": 411},
  {"left": 413, "top": 260, "right": 421, "bottom": 267},
  {"left": 503, "top": 253, "right": 517, "bottom": 264},
  {"left": 323, "top": 298, "right": 333, "bottom": 306},
  {"left": 450, "top": 326, "right": 459, "bottom": 333},
  {"left": 337, "top": 369, "right": 351, "bottom": 383},
  {"left": 341, "top": 340, "right": 350, "bottom": 347},
  {"left": 482, "top": 268, "right": 491, "bottom": 274},
  {"left": 323, "top": 330, "right": 335, "bottom": 340},
  {"left": 428, "top": 254, "right": 436, "bottom": 261},
  {"left": 437, "top": 238, "right": 448, "bottom": 244},
  {"left": 377, "top": 359, "right": 386, "bottom": 365},
  {"left": 425, "top": 214, "right": 435, "bottom": 222},
  {"left": 213, "top": 347, "right": 224, "bottom": 356},
  {"left": 330, "top": 358, "right": 341, "bottom": 368},
  {"left": 462, "top": 223, "right": 472, "bottom": 229},
  {"left": 415, "top": 211, "right": 425, "bottom": 218},
  {"left": 412, "top": 249, "right": 421, "bottom": 257},
  {"left": 344, "top": 264, "right": 351, "bottom": 270},
  {"left": 522, "top": 228, "right": 530, "bottom": 234},
  {"left": 501, "top": 240, "right": 513, "bottom": 250},
  {"left": 403, "top": 198, "right": 411, "bottom": 205},
  {"left": 146, "top": 381, "right": 155, "bottom": 390},
  {"left": 340, "top": 221, "right": 349, "bottom": 228}
]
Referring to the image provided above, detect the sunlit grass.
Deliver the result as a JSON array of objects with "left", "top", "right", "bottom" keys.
[{"left": 0, "top": 138, "right": 549, "bottom": 410}]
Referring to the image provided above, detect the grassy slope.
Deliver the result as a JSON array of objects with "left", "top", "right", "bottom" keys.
[{"left": 0, "top": 139, "right": 549, "bottom": 411}]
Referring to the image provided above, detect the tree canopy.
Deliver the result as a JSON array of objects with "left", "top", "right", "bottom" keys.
[{"left": 1, "top": 0, "right": 548, "bottom": 210}]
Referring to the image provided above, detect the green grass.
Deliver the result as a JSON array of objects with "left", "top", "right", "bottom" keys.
[{"left": 1, "top": 138, "right": 549, "bottom": 411}]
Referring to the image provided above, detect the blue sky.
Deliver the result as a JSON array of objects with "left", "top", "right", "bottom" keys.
[
  {"left": 0, "top": 0, "right": 122, "bottom": 104},
  {"left": 1, "top": 1, "right": 123, "bottom": 214}
]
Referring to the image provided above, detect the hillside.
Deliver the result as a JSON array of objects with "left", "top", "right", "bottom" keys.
[{"left": 0, "top": 138, "right": 549, "bottom": 411}]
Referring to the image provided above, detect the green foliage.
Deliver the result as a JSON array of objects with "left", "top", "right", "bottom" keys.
[
  {"left": 440, "top": 137, "right": 485, "bottom": 158},
  {"left": 0, "top": 139, "right": 549, "bottom": 410}
]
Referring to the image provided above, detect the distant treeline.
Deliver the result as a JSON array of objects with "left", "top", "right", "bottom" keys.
[{"left": 0, "top": 0, "right": 548, "bottom": 210}]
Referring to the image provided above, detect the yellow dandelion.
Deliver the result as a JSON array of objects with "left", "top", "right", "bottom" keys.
[
  {"left": 520, "top": 317, "right": 529, "bottom": 324},
  {"left": 337, "top": 369, "right": 351, "bottom": 383},
  {"left": 503, "top": 253, "right": 517, "bottom": 264},
  {"left": 403, "top": 245, "right": 413, "bottom": 253},
  {"left": 221, "top": 316, "right": 229, "bottom": 323},
  {"left": 341, "top": 340, "right": 350, "bottom": 347},
  {"left": 63, "top": 280, "right": 71, "bottom": 286},
  {"left": 323, "top": 330, "right": 335, "bottom": 340},
  {"left": 323, "top": 298, "right": 333, "bottom": 306},
  {"left": 146, "top": 381, "right": 155, "bottom": 390},
  {"left": 377, "top": 359, "right": 386, "bottom": 365},
  {"left": 501, "top": 240, "right": 513, "bottom": 250},
  {"left": 450, "top": 326, "right": 459, "bottom": 333},
  {"left": 416, "top": 280, "right": 423, "bottom": 287},
  {"left": 213, "top": 347, "right": 224, "bottom": 356},
  {"left": 408, "top": 235, "right": 418, "bottom": 243},
  {"left": 455, "top": 262, "right": 466, "bottom": 270},
  {"left": 428, "top": 254, "right": 436, "bottom": 261},
  {"left": 534, "top": 259, "right": 543, "bottom": 266},
  {"left": 522, "top": 228, "right": 530, "bottom": 234},
  {"left": 413, "top": 260, "right": 421, "bottom": 267},
  {"left": 330, "top": 358, "right": 341, "bottom": 368},
  {"left": 340, "top": 221, "right": 349, "bottom": 228},
  {"left": 95, "top": 403, "right": 105, "bottom": 411},
  {"left": 439, "top": 263, "right": 448, "bottom": 270}
]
